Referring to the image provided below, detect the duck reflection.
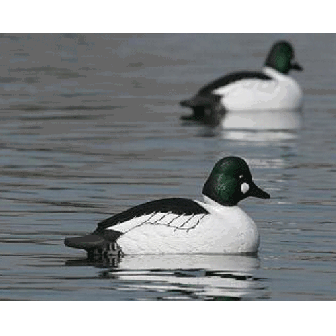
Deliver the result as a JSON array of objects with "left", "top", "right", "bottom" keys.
[
  {"left": 66, "top": 254, "right": 269, "bottom": 300},
  {"left": 65, "top": 254, "right": 122, "bottom": 268},
  {"left": 220, "top": 129, "right": 299, "bottom": 142},
  {"left": 184, "top": 107, "right": 302, "bottom": 142},
  {"left": 221, "top": 109, "right": 303, "bottom": 131}
]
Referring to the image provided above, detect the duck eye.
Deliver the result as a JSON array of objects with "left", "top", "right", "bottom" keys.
[{"left": 241, "top": 182, "right": 250, "bottom": 194}]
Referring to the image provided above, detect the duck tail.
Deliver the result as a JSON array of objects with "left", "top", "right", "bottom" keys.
[
  {"left": 180, "top": 96, "right": 207, "bottom": 108},
  {"left": 64, "top": 233, "right": 123, "bottom": 259},
  {"left": 180, "top": 94, "right": 220, "bottom": 108},
  {"left": 180, "top": 98, "right": 194, "bottom": 107},
  {"left": 64, "top": 234, "right": 105, "bottom": 250}
]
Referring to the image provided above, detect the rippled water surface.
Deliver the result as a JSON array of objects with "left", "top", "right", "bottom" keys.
[{"left": 0, "top": 34, "right": 335, "bottom": 300}]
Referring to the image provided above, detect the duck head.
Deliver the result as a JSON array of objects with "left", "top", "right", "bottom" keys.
[
  {"left": 264, "top": 40, "right": 303, "bottom": 74},
  {"left": 202, "top": 156, "right": 270, "bottom": 206}
]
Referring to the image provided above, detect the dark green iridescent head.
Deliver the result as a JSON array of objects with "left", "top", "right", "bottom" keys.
[
  {"left": 202, "top": 156, "right": 270, "bottom": 206},
  {"left": 264, "top": 40, "right": 303, "bottom": 74}
]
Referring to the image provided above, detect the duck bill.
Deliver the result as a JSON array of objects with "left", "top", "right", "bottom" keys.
[
  {"left": 249, "top": 181, "right": 270, "bottom": 199},
  {"left": 291, "top": 61, "right": 303, "bottom": 71}
]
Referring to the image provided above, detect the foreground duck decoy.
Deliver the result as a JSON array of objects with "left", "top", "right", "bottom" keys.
[{"left": 64, "top": 156, "right": 270, "bottom": 257}]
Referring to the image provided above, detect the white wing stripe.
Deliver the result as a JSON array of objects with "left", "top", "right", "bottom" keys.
[{"left": 108, "top": 212, "right": 209, "bottom": 234}]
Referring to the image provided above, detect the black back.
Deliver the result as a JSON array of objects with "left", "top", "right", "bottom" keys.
[
  {"left": 94, "top": 198, "right": 209, "bottom": 233},
  {"left": 198, "top": 71, "right": 272, "bottom": 95}
]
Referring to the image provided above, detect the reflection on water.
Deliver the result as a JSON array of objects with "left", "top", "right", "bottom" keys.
[
  {"left": 220, "top": 129, "right": 299, "bottom": 142},
  {"left": 222, "top": 109, "right": 303, "bottom": 130},
  {"left": 66, "top": 254, "right": 269, "bottom": 300},
  {"left": 185, "top": 109, "right": 302, "bottom": 141}
]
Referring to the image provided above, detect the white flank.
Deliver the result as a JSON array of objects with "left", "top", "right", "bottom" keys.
[
  {"left": 112, "top": 197, "right": 260, "bottom": 255},
  {"left": 213, "top": 67, "right": 303, "bottom": 113}
]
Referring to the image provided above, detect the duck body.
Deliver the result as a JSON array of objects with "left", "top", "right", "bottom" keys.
[
  {"left": 107, "top": 196, "right": 259, "bottom": 255},
  {"left": 64, "top": 157, "right": 270, "bottom": 257},
  {"left": 213, "top": 67, "right": 303, "bottom": 112},
  {"left": 180, "top": 41, "right": 303, "bottom": 126}
]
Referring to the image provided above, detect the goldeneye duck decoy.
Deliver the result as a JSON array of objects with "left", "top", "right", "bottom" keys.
[
  {"left": 180, "top": 40, "right": 303, "bottom": 126},
  {"left": 64, "top": 156, "right": 270, "bottom": 257}
]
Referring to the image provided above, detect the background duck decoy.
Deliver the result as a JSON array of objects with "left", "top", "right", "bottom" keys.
[{"left": 180, "top": 40, "right": 303, "bottom": 127}]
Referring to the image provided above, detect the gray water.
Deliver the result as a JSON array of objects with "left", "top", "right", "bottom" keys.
[{"left": 0, "top": 33, "right": 335, "bottom": 300}]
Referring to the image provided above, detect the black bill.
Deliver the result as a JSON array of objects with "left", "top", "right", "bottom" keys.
[
  {"left": 249, "top": 181, "right": 270, "bottom": 199},
  {"left": 291, "top": 61, "right": 303, "bottom": 71}
]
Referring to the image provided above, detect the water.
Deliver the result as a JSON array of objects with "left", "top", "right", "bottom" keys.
[{"left": 0, "top": 33, "right": 335, "bottom": 300}]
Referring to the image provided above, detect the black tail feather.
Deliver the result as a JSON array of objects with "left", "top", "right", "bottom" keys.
[
  {"left": 64, "top": 234, "right": 106, "bottom": 250},
  {"left": 180, "top": 94, "right": 217, "bottom": 108},
  {"left": 64, "top": 233, "right": 124, "bottom": 259}
]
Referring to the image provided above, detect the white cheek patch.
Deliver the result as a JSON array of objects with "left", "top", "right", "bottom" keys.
[{"left": 241, "top": 182, "right": 250, "bottom": 194}]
